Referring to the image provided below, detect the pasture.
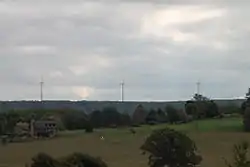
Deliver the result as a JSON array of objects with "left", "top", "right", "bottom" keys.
[{"left": 0, "top": 117, "right": 249, "bottom": 167}]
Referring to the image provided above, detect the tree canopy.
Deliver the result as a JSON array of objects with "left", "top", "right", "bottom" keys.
[{"left": 141, "top": 127, "right": 202, "bottom": 167}]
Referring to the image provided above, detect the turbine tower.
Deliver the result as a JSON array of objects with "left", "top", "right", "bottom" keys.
[
  {"left": 196, "top": 81, "right": 201, "bottom": 95},
  {"left": 120, "top": 80, "right": 124, "bottom": 102},
  {"left": 40, "top": 76, "right": 44, "bottom": 101}
]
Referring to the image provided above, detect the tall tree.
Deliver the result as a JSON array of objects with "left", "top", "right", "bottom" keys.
[
  {"left": 165, "top": 105, "right": 180, "bottom": 124},
  {"left": 61, "top": 110, "right": 88, "bottom": 130},
  {"left": 102, "top": 107, "right": 122, "bottom": 127},
  {"left": 132, "top": 104, "right": 147, "bottom": 125},
  {"left": 120, "top": 113, "right": 132, "bottom": 126},
  {"left": 156, "top": 108, "right": 168, "bottom": 123},
  {"left": 141, "top": 127, "right": 202, "bottom": 167},
  {"left": 145, "top": 109, "right": 158, "bottom": 124},
  {"left": 242, "top": 88, "right": 250, "bottom": 131},
  {"left": 90, "top": 110, "right": 103, "bottom": 128}
]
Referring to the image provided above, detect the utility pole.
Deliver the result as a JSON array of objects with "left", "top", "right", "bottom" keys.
[
  {"left": 40, "top": 76, "right": 44, "bottom": 101},
  {"left": 120, "top": 80, "right": 124, "bottom": 102}
]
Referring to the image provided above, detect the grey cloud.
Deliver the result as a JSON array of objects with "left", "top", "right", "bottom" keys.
[{"left": 0, "top": 0, "right": 250, "bottom": 101}]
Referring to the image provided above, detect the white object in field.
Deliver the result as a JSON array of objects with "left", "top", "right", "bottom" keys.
[{"left": 100, "top": 136, "right": 105, "bottom": 140}]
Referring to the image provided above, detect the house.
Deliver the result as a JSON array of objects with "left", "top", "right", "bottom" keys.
[{"left": 31, "top": 120, "right": 57, "bottom": 138}]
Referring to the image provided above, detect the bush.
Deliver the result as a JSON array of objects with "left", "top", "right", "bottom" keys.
[
  {"left": 61, "top": 152, "right": 108, "bottom": 167},
  {"left": 85, "top": 123, "right": 94, "bottom": 133},
  {"left": 31, "top": 153, "right": 59, "bottom": 167},
  {"left": 131, "top": 124, "right": 141, "bottom": 127},
  {"left": 31, "top": 152, "right": 108, "bottom": 167},
  {"left": 141, "top": 127, "right": 202, "bottom": 167},
  {"left": 224, "top": 141, "right": 250, "bottom": 167}
]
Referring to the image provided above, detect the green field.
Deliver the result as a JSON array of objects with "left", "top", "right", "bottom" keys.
[{"left": 0, "top": 117, "right": 249, "bottom": 167}]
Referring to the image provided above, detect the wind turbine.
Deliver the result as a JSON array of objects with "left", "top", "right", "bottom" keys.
[
  {"left": 40, "top": 76, "right": 44, "bottom": 101},
  {"left": 120, "top": 80, "right": 124, "bottom": 102}
]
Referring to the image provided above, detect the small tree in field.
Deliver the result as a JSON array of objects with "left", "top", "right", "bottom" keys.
[
  {"left": 141, "top": 127, "right": 202, "bottom": 167},
  {"left": 224, "top": 141, "right": 250, "bottom": 167}
]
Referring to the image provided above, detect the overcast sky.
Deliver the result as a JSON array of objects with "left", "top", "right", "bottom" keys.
[{"left": 0, "top": 0, "right": 250, "bottom": 101}]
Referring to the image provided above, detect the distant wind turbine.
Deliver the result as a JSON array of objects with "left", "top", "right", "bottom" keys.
[
  {"left": 40, "top": 76, "right": 44, "bottom": 101},
  {"left": 120, "top": 80, "right": 124, "bottom": 102}
]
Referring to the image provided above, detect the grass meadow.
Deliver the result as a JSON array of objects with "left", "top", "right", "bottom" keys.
[{"left": 0, "top": 117, "right": 249, "bottom": 167}]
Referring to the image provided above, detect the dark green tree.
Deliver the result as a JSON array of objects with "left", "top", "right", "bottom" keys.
[
  {"left": 205, "top": 100, "right": 219, "bottom": 118},
  {"left": 132, "top": 104, "right": 147, "bottom": 125},
  {"left": 243, "top": 107, "right": 250, "bottom": 132},
  {"left": 189, "top": 94, "right": 220, "bottom": 119},
  {"left": 0, "top": 113, "right": 7, "bottom": 135},
  {"left": 185, "top": 101, "right": 197, "bottom": 116},
  {"left": 165, "top": 105, "right": 180, "bottom": 124},
  {"left": 156, "top": 108, "right": 168, "bottom": 123},
  {"left": 61, "top": 110, "right": 88, "bottom": 130},
  {"left": 145, "top": 109, "right": 158, "bottom": 124},
  {"left": 176, "top": 109, "right": 189, "bottom": 123},
  {"left": 141, "top": 127, "right": 202, "bottom": 167},
  {"left": 243, "top": 88, "right": 250, "bottom": 132},
  {"left": 120, "top": 113, "right": 132, "bottom": 126},
  {"left": 102, "top": 107, "right": 122, "bottom": 127},
  {"left": 90, "top": 110, "right": 103, "bottom": 128}
]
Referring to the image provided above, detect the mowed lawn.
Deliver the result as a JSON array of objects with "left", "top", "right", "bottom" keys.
[{"left": 0, "top": 117, "right": 250, "bottom": 167}]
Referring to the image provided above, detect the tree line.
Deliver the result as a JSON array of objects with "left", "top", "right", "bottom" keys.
[{"left": 0, "top": 92, "right": 247, "bottom": 135}]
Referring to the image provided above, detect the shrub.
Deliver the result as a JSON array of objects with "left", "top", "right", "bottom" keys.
[
  {"left": 85, "top": 123, "right": 94, "bottom": 133},
  {"left": 61, "top": 152, "right": 108, "bottom": 167},
  {"left": 131, "top": 124, "right": 141, "bottom": 127},
  {"left": 31, "top": 153, "right": 60, "bottom": 167},
  {"left": 141, "top": 127, "right": 202, "bottom": 167},
  {"left": 31, "top": 152, "right": 108, "bottom": 167},
  {"left": 224, "top": 141, "right": 250, "bottom": 167}
]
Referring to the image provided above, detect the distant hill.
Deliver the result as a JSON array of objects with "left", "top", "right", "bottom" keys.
[{"left": 0, "top": 99, "right": 245, "bottom": 115}]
